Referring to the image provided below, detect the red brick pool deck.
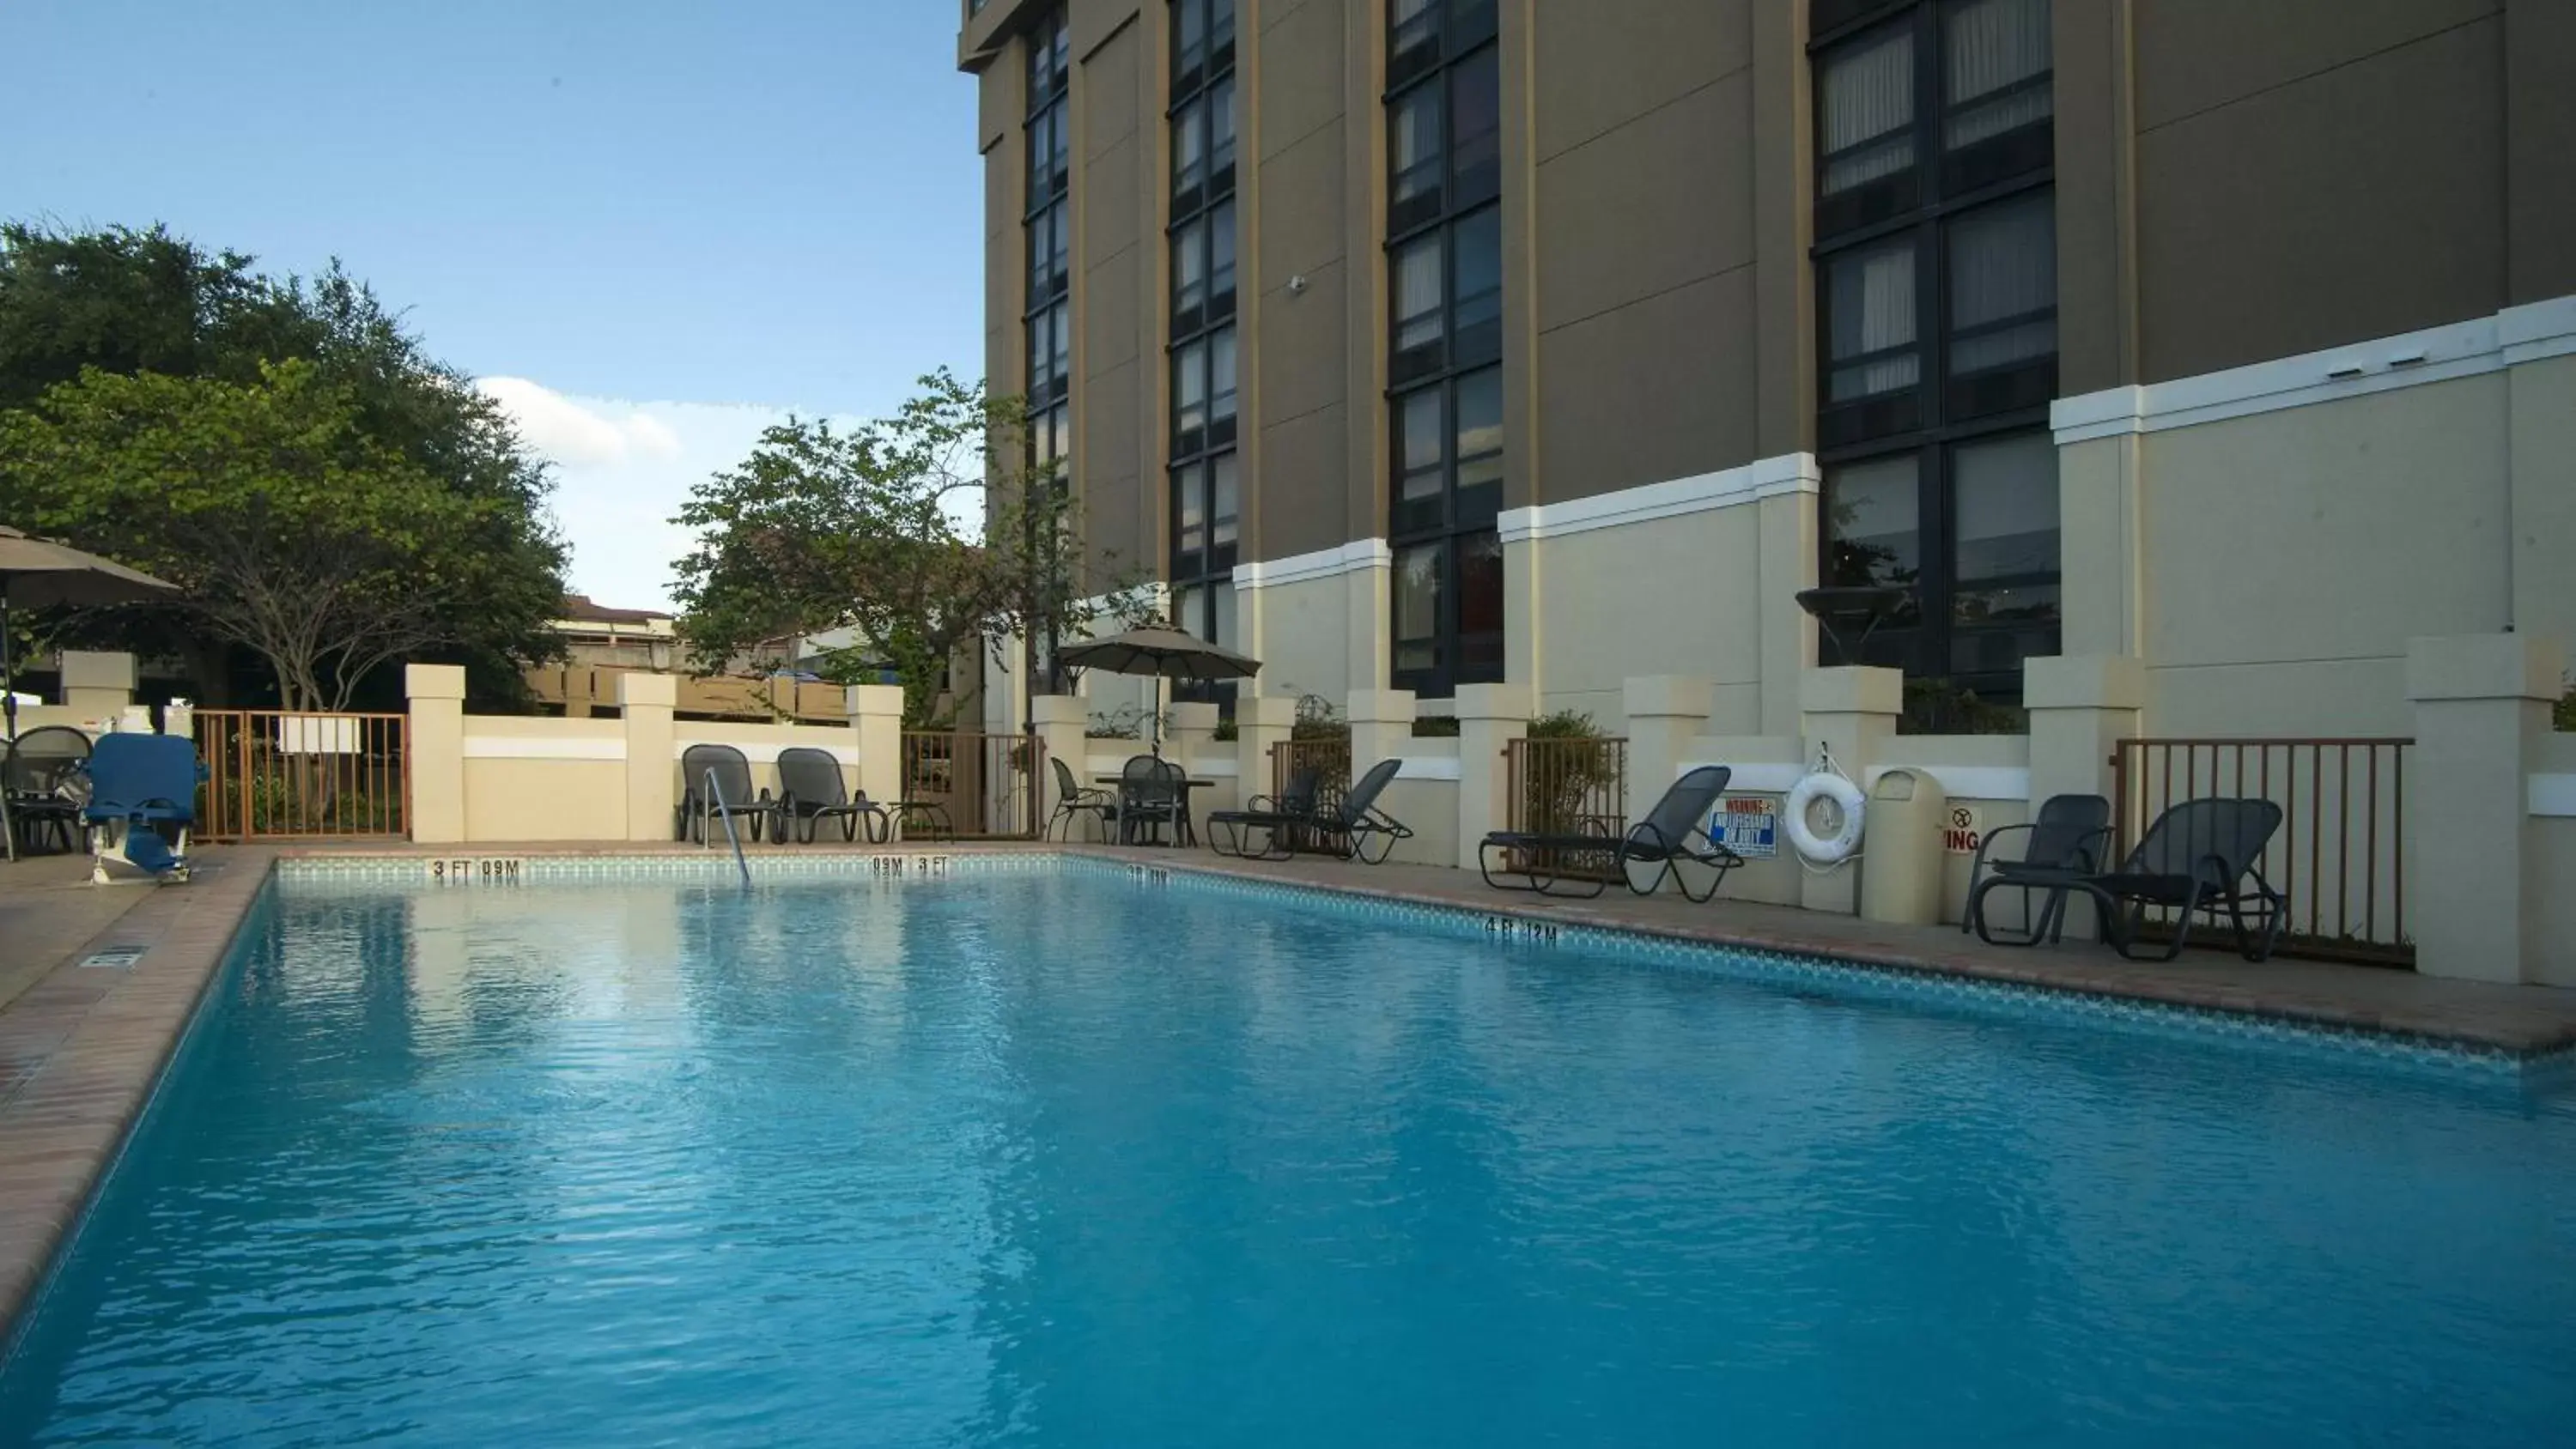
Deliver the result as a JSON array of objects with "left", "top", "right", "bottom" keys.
[{"left": 3, "top": 839, "right": 2572, "bottom": 1338}]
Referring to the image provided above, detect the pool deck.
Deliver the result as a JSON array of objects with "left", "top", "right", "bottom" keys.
[{"left": 3, "top": 836, "right": 2573, "bottom": 1341}]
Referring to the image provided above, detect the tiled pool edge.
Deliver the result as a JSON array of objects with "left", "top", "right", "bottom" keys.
[{"left": 0, "top": 848, "right": 278, "bottom": 1347}]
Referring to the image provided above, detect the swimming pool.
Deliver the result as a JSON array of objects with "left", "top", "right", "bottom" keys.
[{"left": 3, "top": 860, "right": 2572, "bottom": 1446}]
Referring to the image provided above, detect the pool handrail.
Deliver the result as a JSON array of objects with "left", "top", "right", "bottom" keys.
[{"left": 702, "top": 765, "right": 752, "bottom": 887}]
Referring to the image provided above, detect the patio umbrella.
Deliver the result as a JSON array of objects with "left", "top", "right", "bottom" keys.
[
  {"left": 1054, "top": 625, "right": 1261, "bottom": 753},
  {"left": 0, "top": 525, "right": 179, "bottom": 860}
]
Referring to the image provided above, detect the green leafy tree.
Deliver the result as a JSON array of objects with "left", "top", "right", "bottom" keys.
[
  {"left": 671, "top": 370, "right": 1151, "bottom": 727},
  {"left": 0, "top": 361, "right": 557, "bottom": 712},
  {"left": 0, "top": 221, "right": 568, "bottom": 703}
]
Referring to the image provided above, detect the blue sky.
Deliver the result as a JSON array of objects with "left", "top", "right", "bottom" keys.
[{"left": 0, "top": 0, "right": 983, "bottom": 607}]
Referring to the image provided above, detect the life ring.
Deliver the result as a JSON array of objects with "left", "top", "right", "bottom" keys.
[{"left": 1785, "top": 771, "right": 1867, "bottom": 865}]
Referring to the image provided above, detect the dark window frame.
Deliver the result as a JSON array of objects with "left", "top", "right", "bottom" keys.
[
  {"left": 1168, "top": 0, "right": 1240, "bottom": 703},
  {"left": 1810, "top": 0, "right": 2060, "bottom": 704},
  {"left": 1383, "top": 0, "right": 1505, "bottom": 700}
]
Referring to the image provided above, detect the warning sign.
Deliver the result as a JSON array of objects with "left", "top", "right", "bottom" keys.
[
  {"left": 1709, "top": 796, "right": 1778, "bottom": 859},
  {"left": 1942, "top": 803, "right": 1980, "bottom": 855}
]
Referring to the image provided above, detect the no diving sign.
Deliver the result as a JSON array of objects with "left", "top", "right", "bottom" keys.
[
  {"left": 1941, "top": 804, "right": 1980, "bottom": 855},
  {"left": 1709, "top": 796, "right": 1778, "bottom": 859}
]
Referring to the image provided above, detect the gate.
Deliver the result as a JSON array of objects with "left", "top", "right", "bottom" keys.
[
  {"left": 1503, "top": 735, "right": 1631, "bottom": 882},
  {"left": 897, "top": 731, "right": 1045, "bottom": 839},
  {"left": 2110, "top": 737, "right": 2410, "bottom": 966},
  {"left": 194, "top": 711, "right": 410, "bottom": 840}
]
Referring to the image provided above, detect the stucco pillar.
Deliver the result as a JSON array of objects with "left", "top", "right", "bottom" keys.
[
  {"left": 1345, "top": 549, "right": 1391, "bottom": 699},
  {"left": 2020, "top": 653, "right": 2145, "bottom": 937},
  {"left": 1167, "top": 700, "right": 1224, "bottom": 816},
  {"left": 619, "top": 670, "right": 677, "bottom": 844},
  {"left": 1753, "top": 466, "right": 1820, "bottom": 737},
  {"left": 2057, "top": 433, "right": 2148, "bottom": 658},
  {"left": 57, "top": 651, "right": 136, "bottom": 721},
  {"left": 846, "top": 684, "right": 906, "bottom": 841},
  {"left": 1622, "top": 675, "right": 1714, "bottom": 820},
  {"left": 404, "top": 664, "right": 466, "bottom": 845},
  {"left": 1236, "top": 693, "right": 1296, "bottom": 803},
  {"left": 1798, "top": 665, "right": 1902, "bottom": 915},
  {"left": 1504, "top": 534, "right": 1542, "bottom": 702},
  {"left": 1345, "top": 688, "right": 1416, "bottom": 779},
  {"left": 1455, "top": 682, "right": 1531, "bottom": 870},
  {"left": 1029, "top": 694, "right": 1091, "bottom": 839},
  {"left": 2404, "top": 634, "right": 2562, "bottom": 984}
]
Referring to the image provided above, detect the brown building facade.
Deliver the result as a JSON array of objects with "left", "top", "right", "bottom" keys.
[{"left": 960, "top": 0, "right": 2576, "bottom": 737}]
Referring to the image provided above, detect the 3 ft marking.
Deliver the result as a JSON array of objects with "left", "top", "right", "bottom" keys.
[
  {"left": 870, "top": 855, "right": 953, "bottom": 876},
  {"left": 428, "top": 858, "right": 525, "bottom": 884}
]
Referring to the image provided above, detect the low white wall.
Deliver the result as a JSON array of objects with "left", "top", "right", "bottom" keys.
[
  {"left": 461, "top": 717, "right": 629, "bottom": 841},
  {"left": 2532, "top": 734, "right": 2576, "bottom": 987}
]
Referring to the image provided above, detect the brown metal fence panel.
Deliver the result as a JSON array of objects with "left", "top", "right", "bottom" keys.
[
  {"left": 1504, "top": 736, "right": 1630, "bottom": 882},
  {"left": 2111, "top": 737, "right": 2410, "bottom": 967},
  {"left": 193, "top": 711, "right": 410, "bottom": 841},
  {"left": 897, "top": 731, "right": 1045, "bottom": 840}
]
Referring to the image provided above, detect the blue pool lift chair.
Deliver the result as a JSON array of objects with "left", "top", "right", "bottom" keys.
[{"left": 83, "top": 733, "right": 204, "bottom": 883}]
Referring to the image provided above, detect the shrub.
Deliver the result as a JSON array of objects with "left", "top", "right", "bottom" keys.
[{"left": 1411, "top": 715, "right": 1461, "bottom": 737}]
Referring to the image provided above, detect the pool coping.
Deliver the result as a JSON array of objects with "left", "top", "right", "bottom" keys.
[{"left": 5, "top": 839, "right": 2573, "bottom": 1345}]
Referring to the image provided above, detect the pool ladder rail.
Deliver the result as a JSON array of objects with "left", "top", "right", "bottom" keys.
[{"left": 701, "top": 766, "right": 752, "bottom": 888}]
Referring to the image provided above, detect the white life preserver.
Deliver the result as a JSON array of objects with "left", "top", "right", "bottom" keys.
[{"left": 1785, "top": 770, "right": 1867, "bottom": 865}]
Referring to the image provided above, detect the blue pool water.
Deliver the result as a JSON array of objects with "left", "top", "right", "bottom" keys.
[{"left": 3, "top": 868, "right": 2573, "bottom": 1446}]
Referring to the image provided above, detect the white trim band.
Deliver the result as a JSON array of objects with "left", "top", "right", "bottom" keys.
[
  {"left": 2052, "top": 294, "right": 2576, "bottom": 445},
  {"left": 1234, "top": 539, "right": 1392, "bottom": 590},
  {"left": 2530, "top": 773, "right": 2576, "bottom": 819},
  {"left": 463, "top": 736, "right": 627, "bottom": 761},
  {"left": 1393, "top": 756, "right": 1461, "bottom": 782},
  {"left": 1867, "top": 763, "right": 2029, "bottom": 802},
  {"left": 1497, "top": 452, "right": 1820, "bottom": 545},
  {"left": 674, "top": 742, "right": 857, "bottom": 767}
]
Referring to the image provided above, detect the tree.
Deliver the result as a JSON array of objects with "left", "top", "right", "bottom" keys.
[
  {"left": 0, "top": 221, "right": 568, "bottom": 703},
  {"left": 0, "top": 361, "right": 558, "bottom": 712},
  {"left": 671, "top": 370, "right": 1152, "bottom": 727}
]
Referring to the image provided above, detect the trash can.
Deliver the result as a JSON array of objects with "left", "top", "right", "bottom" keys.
[{"left": 1859, "top": 767, "right": 1947, "bottom": 925}]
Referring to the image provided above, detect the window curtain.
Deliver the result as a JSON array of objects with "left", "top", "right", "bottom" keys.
[
  {"left": 1948, "top": 192, "right": 2055, "bottom": 373},
  {"left": 1821, "top": 28, "right": 1913, "bottom": 193},
  {"left": 1946, "top": 0, "right": 2050, "bottom": 149},
  {"left": 1829, "top": 241, "right": 1920, "bottom": 399},
  {"left": 1395, "top": 240, "right": 1443, "bottom": 349}
]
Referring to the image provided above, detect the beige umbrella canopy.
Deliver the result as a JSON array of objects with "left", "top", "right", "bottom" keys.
[
  {"left": 1054, "top": 625, "right": 1261, "bottom": 753},
  {"left": 0, "top": 524, "right": 179, "bottom": 736}
]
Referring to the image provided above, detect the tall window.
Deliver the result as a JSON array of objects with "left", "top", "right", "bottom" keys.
[
  {"left": 1385, "top": 0, "right": 1503, "bottom": 698},
  {"left": 1170, "top": 0, "right": 1240, "bottom": 706},
  {"left": 1812, "top": 0, "right": 2058, "bottom": 707},
  {"left": 1024, "top": 6, "right": 1072, "bottom": 692}
]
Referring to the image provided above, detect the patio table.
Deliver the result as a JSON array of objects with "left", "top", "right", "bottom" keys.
[{"left": 1096, "top": 775, "right": 1214, "bottom": 847}]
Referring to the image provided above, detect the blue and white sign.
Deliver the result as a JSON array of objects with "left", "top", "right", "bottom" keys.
[{"left": 1709, "top": 796, "right": 1778, "bottom": 859}]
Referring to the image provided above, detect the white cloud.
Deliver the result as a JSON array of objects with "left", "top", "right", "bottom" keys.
[{"left": 478, "top": 376, "right": 688, "bottom": 467}]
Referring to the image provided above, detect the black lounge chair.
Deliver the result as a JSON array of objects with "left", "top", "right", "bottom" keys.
[
  {"left": 1960, "top": 793, "right": 2113, "bottom": 945},
  {"left": 1206, "top": 766, "right": 1320, "bottom": 860},
  {"left": 1048, "top": 755, "right": 1117, "bottom": 841},
  {"left": 1479, "top": 764, "right": 1743, "bottom": 901},
  {"left": 1979, "top": 797, "right": 2287, "bottom": 962},
  {"left": 775, "top": 746, "right": 889, "bottom": 844},
  {"left": 1209, "top": 758, "right": 1411, "bottom": 864},
  {"left": 677, "top": 743, "right": 775, "bottom": 845}
]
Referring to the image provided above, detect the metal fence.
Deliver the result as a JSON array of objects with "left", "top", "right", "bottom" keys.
[
  {"left": 195, "top": 711, "right": 410, "bottom": 840},
  {"left": 1269, "top": 736, "right": 1353, "bottom": 854},
  {"left": 898, "top": 731, "right": 1045, "bottom": 840},
  {"left": 2111, "top": 737, "right": 2411, "bottom": 966},
  {"left": 1503, "top": 735, "right": 1631, "bottom": 881}
]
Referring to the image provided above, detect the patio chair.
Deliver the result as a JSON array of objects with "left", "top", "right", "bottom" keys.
[
  {"left": 775, "top": 746, "right": 889, "bottom": 844},
  {"left": 2044, "top": 797, "right": 2288, "bottom": 962},
  {"left": 83, "top": 732, "right": 202, "bottom": 882},
  {"left": 1116, "top": 754, "right": 1179, "bottom": 846},
  {"left": 1479, "top": 764, "right": 1742, "bottom": 901},
  {"left": 1961, "top": 793, "right": 2113, "bottom": 946},
  {"left": 3, "top": 725, "right": 92, "bottom": 854},
  {"left": 677, "top": 744, "right": 775, "bottom": 846},
  {"left": 1212, "top": 758, "right": 1412, "bottom": 864},
  {"left": 1206, "top": 767, "right": 1321, "bottom": 860},
  {"left": 1048, "top": 755, "right": 1118, "bottom": 841}
]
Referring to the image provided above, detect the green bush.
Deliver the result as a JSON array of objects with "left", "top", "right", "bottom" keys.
[{"left": 1410, "top": 715, "right": 1461, "bottom": 737}]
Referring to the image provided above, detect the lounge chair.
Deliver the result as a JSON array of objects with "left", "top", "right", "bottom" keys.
[
  {"left": 83, "top": 733, "right": 201, "bottom": 882},
  {"left": 1208, "top": 758, "right": 1412, "bottom": 864},
  {"left": 1479, "top": 764, "right": 1743, "bottom": 901},
  {"left": 677, "top": 744, "right": 775, "bottom": 845},
  {"left": 1047, "top": 755, "right": 1116, "bottom": 841},
  {"left": 1115, "top": 754, "right": 1179, "bottom": 846},
  {"left": 775, "top": 746, "right": 889, "bottom": 844},
  {"left": 1960, "top": 793, "right": 2113, "bottom": 946},
  {"left": 1987, "top": 797, "right": 2287, "bottom": 962},
  {"left": 1206, "top": 766, "right": 1320, "bottom": 860},
  {"left": 3, "top": 725, "right": 92, "bottom": 854}
]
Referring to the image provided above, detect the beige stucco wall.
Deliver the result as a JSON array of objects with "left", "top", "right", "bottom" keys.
[
  {"left": 459, "top": 717, "right": 627, "bottom": 842},
  {"left": 1533, "top": 506, "right": 1765, "bottom": 726},
  {"left": 1246, "top": 572, "right": 1352, "bottom": 706},
  {"left": 2133, "top": 373, "right": 2518, "bottom": 737}
]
